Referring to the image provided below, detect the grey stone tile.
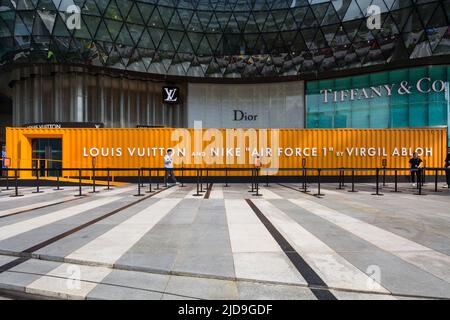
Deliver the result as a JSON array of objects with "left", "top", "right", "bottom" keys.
[
  {"left": 237, "top": 282, "right": 316, "bottom": 300},
  {"left": 331, "top": 290, "right": 396, "bottom": 300},
  {"left": 268, "top": 198, "right": 450, "bottom": 298},
  {"left": 164, "top": 275, "right": 239, "bottom": 300},
  {"left": 100, "top": 269, "right": 169, "bottom": 292},
  {"left": 171, "top": 252, "right": 235, "bottom": 278},
  {"left": 87, "top": 284, "right": 163, "bottom": 300}
]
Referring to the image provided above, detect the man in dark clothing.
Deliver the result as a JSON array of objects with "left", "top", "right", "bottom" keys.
[
  {"left": 409, "top": 152, "right": 423, "bottom": 187},
  {"left": 445, "top": 153, "right": 450, "bottom": 188}
]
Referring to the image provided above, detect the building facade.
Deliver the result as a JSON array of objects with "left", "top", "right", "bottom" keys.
[{"left": 1, "top": 0, "right": 450, "bottom": 149}]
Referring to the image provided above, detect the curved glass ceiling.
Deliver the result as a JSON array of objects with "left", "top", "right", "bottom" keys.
[{"left": 0, "top": 0, "right": 449, "bottom": 78}]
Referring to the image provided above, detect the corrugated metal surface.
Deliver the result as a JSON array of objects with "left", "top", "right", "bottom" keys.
[{"left": 6, "top": 127, "right": 447, "bottom": 178}]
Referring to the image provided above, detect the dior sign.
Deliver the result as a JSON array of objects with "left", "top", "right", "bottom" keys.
[{"left": 320, "top": 78, "right": 447, "bottom": 103}]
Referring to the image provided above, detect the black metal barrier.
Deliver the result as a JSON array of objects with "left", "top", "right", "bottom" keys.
[{"left": 0, "top": 167, "right": 449, "bottom": 198}]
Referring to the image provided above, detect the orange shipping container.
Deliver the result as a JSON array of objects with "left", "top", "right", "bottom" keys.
[{"left": 5, "top": 127, "right": 448, "bottom": 178}]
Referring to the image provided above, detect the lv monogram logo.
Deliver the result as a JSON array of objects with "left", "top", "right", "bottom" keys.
[{"left": 164, "top": 88, "right": 178, "bottom": 102}]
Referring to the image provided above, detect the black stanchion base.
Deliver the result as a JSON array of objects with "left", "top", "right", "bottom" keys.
[
  {"left": 145, "top": 190, "right": 154, "bottom": 194},
  {"left": 134, "top": 194, "right": 145, "bottom": 197},
  {"left": 89, "top": 191, "right": 100, "bottom": 194},
  {"left": 193, "top": 193, "right": 203, "bottom": 196},
  {"left": 371, "top": 193, "right": 384, "bottom": 196},
  {"left": 347, "top": 190, "right": 359, "bottom": 193},
  {"left": 32, "top": 191, "right": 44, "bottom": 194},
  {"left": 104, "top": 188, "right": 113, "bottom": 190},
  {"left": 253, "top": 193, "right": 263, "bottom": 197},
  {"left": 314, "top": 193, "right": 325, "bottom": 197},
  {"left": 10, "top": 194, "right": 24, "bottom": 197},
  {"left": 74, "top": 194, "right": 86, "bottom": 197},
  {"left": 390, "top": 190, "right": 402, "bottom": 193},
  {"left": 414, "top": 193, "right": 427, "bottom": 196},
  {"left": 53, "top": 188, "right": 64, "bottom": 191},
  {"left": 301, "top": 190, "right": 311, "bottom": 193}
]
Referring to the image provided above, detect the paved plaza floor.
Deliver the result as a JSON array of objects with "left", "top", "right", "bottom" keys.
[{"left": 0, "top": 181, "right": 449, "bottom": 300}]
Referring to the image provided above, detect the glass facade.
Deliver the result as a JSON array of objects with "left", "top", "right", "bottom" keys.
[
  {"left": 1, "top": 0, "right": 450, "bottom": 79},
  {"left": 10, "top": 65, "right": 185, "bottom": 127},
  {"left": 306, "top": 65, "right": 450, "bottom": 144}
]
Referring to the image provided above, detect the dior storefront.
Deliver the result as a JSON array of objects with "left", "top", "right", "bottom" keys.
[{"left": 187, "top": 81, "right": 305, "bottom": 128}]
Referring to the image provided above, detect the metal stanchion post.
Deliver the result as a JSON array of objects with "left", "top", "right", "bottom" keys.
[
  {"left": 105, "top": 168, "right": 112, "bottom": 190},
  {"left": 75, "top": 169, "right": 84, "bottom": 197},
  {"left": 422, "top": 166, "right": 426, "bottom": 187},
  {"left": 342, "top": 168, "right": 346, "bottom": 187},
  {"left": 180, "top": 166, "right": 185, "bottom": 187},
  {"left": 418, "top": 169, "right": 423, "bottom": 195},
  {"left": 200, "top": 169, "right": 204, "bottom": 193},
  {"left": 372, "top": 168, "right": 383, "bottom": 196},
  {"left": 301, "top": 168, "right": 309, "bottom": 193},
  {"left": 434, "top": 169, "right": 441, "bottom": 193},
  {"left": 4, "top": 168, "right": 10, "bottom": 191},
  {"left": 33, "top": 167, "right": 43, "bottom": 193},
  {"left": 337, "top": 168, "right": 343, "bottom": 190},
  {"left": 224, "top": 168, "right": 229, "bottom": 187},
  {"left": 193, "top": 169, "right": 202, "bottom": 196},
  {"left": 348, "top": 169, "right": 358, "bottom": 193},
  {"left": 90, "top": 168, "right": 98, "bottom": 193},
  {"left": 391, "top": 169, "right": 401, "bottom": 193},
  {"left": 249, "top": 169, "right": 255, "bottom": 192},
  {"left": 10, "top": 169, "right": 23, "bottom": 197},
  {"left": 253, "top": 168, "right": 262, "bottom": 196},
  {"left": 265, "top": 170, "right": 269, "bottom": 187},
  {"left": 54, "top": 168, "right": 63, "bottom": 191},
  {"left": 314, "top": 169, "right": 324, "bottom": 197},
  {"left": 146, "top": 168, "right": 153, "bottom": 193},
  {"left": 135, "top": 169, "right": 144, "bottom": 196},
  {"left": 155, "top": 169, "right": 161, "bottom": 190},
  {"left": 382, "top": 159, "right": 387, "bottom": 187}
]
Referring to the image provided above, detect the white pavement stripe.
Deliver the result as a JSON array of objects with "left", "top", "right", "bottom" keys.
[
  {"left": 319, "top": 188, "right": 372, "bottom": 196},
  {"left": 0, "top": 197, "right": 121, "bottom": 242},
  {"left": 258, "top": 187, "right": 283, "bottom": 199},
  {"left": 209, "top": 184, "right": 224, "bottom": 199},
  {"left": 184, "top": 186, "right": 206, "bottom": 199},
  {"left": 26, "top": 263, "right": 111, "bottom": 300},
  {"left": 289, "top": 198, "right": 450, "bottom": 284},
  {"left": 0, "top": 189, "right": 51, "bottom": 202},
  {"left": 0, "top": 187, "right": 79, "bottom": 202},
  {"left": 0, "top": 196, "right": 75, "bottom": 217},
  {"left": 97, "top": 185, "right": 135, "bottom": 196},
  {"left": 152, "top": 186, "right": 181, "bottom": 198},
  {"left": 66, "top": 198, "right": 182, "bottom": 265},
  {"left": 225, "top": 199, "right": 306, "bottom": 285},
  {"left": 252, "top": 199, "right": 389, "bottom": 293}
]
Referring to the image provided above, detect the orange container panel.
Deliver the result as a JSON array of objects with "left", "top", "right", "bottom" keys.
[{"left": 5, "top": 127, "right": 447, "bottom": 178}]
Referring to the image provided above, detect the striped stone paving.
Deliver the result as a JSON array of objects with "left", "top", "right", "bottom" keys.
[{"left": 0, "top": 182, "right": 449, "bottom": 300}]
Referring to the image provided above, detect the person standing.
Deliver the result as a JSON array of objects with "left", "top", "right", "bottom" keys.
[
  {"left": 409, "top": 152, "right": 423, "bottom": 187},
  {"left": 445, "top": 152, "right": 450, "bottom": 188},
  {"left": 164, "top": 149, "right": 177, "bottom": 186}
]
